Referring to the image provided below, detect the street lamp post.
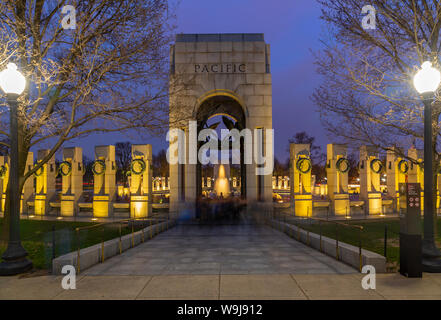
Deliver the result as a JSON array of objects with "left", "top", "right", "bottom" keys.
[
  {"left": 413, "top": 61, "right": 441, "bottom": 272},
  {"left": 0, "top": 63, "right": 32, "bottom": 275}
]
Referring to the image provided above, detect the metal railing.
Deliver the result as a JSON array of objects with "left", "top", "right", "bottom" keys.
[
  {"left": 270, "top": 211, "right": 364, "bottom": 272},
  {"left": 74, "top": 213, "right": 171, "bottom": 274},
  {"left": 383, "top": 224, "right": 400, "bottom": 263}
]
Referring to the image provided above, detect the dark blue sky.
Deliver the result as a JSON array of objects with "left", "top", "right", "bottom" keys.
[{"left": 58, "top": 0, "right": 327, "bottom": 162}]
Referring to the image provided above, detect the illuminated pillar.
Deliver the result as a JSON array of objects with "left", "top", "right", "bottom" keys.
[
  {"left": 290, "top": 144, "right": 313, "bottom": 217},
  {"left": 386, "top": 148, "right": 408, "bottom": 212},
  {"left": 272, "top": 176, "right": 276, "bottom": 189},
  {"left": 130, "top": 144, "right": 152, "bottom": 218},
  {"left": 283, "top": 176, "right": 288, "bottom": 189},
  {"left": 21, "top": 152, "right": 34, "bottom": 214},
  {"left": 408, "top": 147, "right": 424, "bottom": 213},
  {"left": 438, "top": 168, "right": 441, "bottom": 214},
  {"left": 359, "top": 146, "right": 383, "bottom": 215},
  {"left": 0, "top": 156, "right": 9, "bottom": 212},
  {"left": 34, "top": 149, "right": 56, "bottom": 216},
  {"left": 93, "top": 145, "right": 116, "bottom": 218},
  {"left": 437, "top": 164, "right": 441, "bottom": 213},
  {"left": 207, "top": 177, "right": 212, "bottom": 188},
  {"left": 201, "top": 176, "right": 205, "bottom": 189},
  {"left": 60, "top": 147, "right": 83, "bottom": 217},
  {"left": 278, "top": 176, "right": 283, "bottom": 189},
  {"left": 326, "top": 144, "right": 350, "bottom": 216}
]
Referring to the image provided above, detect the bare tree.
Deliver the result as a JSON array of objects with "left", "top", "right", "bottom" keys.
[
  {"left": 115, "top": 141, "right": 132, "bottom": 187},
  {"left": 313, "top": 0, "right": 441, "bottom": 154},
  {"left": 153, "top": 149, "right": 168, "bottom": 177},
  {"left": 0, "top": 0, "right": 181, "bottom": 241},
  {"left": 273, "top": 157, "right": 288, "bottom": 177},
  {"left": 82, "top": 155, "right": 94, "bottom": 185}
]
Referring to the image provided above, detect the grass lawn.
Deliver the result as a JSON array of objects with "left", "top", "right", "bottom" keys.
[
  {"left": 0, "top": 217, "right": 161, "bottom": 270},
  {"left": 279, "top": 214, "right": 441, "bottom": 271}
]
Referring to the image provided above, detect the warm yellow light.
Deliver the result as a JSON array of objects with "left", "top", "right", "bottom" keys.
[
  {"left": 0, "top": 63, "right": 26, "bottom": 95},
  {"left": 56, "top": 216, "right": 63, "bottom": 220},
  {"left": 214, "top": 164, "right": 230, "bottom": 196},
  {"left": 91, "top": 218, "right": 98, "bottom": 221},
  {"left": 414, "top": 61, "right": 441, "bottom": 94}
]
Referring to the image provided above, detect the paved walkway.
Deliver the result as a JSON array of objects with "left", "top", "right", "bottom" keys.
[
  {"left": 83, "top": 223, "right": 357, "bottom": 275},
  {"left": 1, "top": 273, "right": 441, "bottom": 299}
]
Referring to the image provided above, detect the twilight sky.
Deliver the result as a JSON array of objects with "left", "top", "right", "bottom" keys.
[{"left": 56, "top": 0, "right": 328, "bottom": 162}]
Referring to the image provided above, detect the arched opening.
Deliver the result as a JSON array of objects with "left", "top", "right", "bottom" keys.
[{"left": 195, "top": 95, "right": 247, "bottom": 204}]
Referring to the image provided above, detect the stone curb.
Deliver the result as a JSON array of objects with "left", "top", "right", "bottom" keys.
[
  {"left": 269, "top": 219, "right": 387, "bottom": 273},
  {"left": 52, "top": 220, "right": 176, "bottom": 275}
]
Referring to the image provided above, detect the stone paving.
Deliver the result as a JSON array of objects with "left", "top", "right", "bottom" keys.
[
  {"left": 82, "top": 223, "right": 357, "bottom": 276},
  {"left": 2, "top": 273, "right": 441, "bottom": 299}
]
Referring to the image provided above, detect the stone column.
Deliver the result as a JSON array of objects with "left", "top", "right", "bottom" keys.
[
  {"left": 93, "top": 145, "right": 116, "bottom": 218},
  {"left": 21, "top": 152, "right": 34, "bottom": 214},
  {"left": 386, "top": 148, "right": 407, "bottom": 212},
  {"left": 34, "top": 149, "right": 56, "bottom": 216},
  {"left": 290, "top": 144, "right": 313, "bottom": 217},
  {"left": 61, "top": 147, "right": 83, "bottom": 217},
  {"left": 438, "top": 167, "right": 441, "bottom": 214},
  {"left": 0, "top": 156, "right": 9, "bottom": 212},
  {"left": 130, "top": 144, "right": 152, "bottom": 218},
  {"left": 326, "top": 144, "right": 350, "bottom": 216},
  {"left": 359, "top": 146, "right": 383, "bottom": 215},
  {"left": 168, "top": 126, "right": 186, "bottom": 213}
]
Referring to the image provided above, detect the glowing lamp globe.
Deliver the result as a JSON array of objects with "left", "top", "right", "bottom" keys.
[
  {"left": 413, "top": 61, "right": 441, "bottom": 94},
  {"left": 0, "top": 63, "right": 26, "bottom": 95}
]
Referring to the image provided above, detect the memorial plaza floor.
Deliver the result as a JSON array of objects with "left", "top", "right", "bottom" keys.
[
  {"left": 83, "top": 223, "right": 357, "bottom": 275},
  {"left": 1, "top": 222, "right": 441, "bottom": 300}
]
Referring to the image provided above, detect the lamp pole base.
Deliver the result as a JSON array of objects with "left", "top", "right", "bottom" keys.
[
  {"left": 422, "top": 258, "right": 441, "bottom": 273},
  {"left": 0, "top": 258, "right": 33, "bottom": 276},
  {"left": 0, "top": 241, "right": 33, "bottom": 276},
  {"left": 422, "top": 240, "right": 441, "bottom": 259}
]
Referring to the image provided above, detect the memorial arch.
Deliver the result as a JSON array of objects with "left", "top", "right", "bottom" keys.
[{"left": 169, "top": 33, "right": 273, "bottom": 212}]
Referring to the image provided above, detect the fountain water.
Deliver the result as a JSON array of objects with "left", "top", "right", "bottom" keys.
[{"left": 214, "top": 164, "right": 230, "bottom": 197}]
